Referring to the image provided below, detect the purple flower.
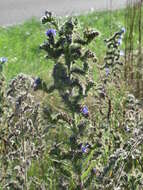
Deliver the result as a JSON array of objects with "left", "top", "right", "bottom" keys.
[
  {"left": 105, "top": 67, "right": 110, "bottom": 76},
  {"left": 81, "top": 106, "right": 89, "bottom": 115},
  {"left": 81, "top": 144, "right": 89, "bottom": 153},
  {"left": 46, "top": 29, "right": 56, "bottom": 37},
  {"left": 0, "top": 57, "right": 7, "bottom": 63}
]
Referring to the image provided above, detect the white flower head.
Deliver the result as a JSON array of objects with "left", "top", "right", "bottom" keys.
[{"left": 120, "top": 50, "right": 124, "bottom": 56}]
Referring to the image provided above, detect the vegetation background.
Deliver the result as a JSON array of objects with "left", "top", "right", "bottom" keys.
[{"left": 0, "top": 1, "right": 143, "bottom": 189}]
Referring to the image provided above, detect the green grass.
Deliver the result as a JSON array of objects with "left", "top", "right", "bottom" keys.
[
  {"left": 0, "top": 19, "right": 52, "bottom": 82},
  {"left": 0, "top": 7, "right": 142, "bottom": 83}
]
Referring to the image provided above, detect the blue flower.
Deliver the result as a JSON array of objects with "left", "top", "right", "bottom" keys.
[
  {"left": 33, "top": 77, "right": 41, "bottom": 90},
  {"left": 46, "top": 29, "right": 56, "bottom": 37},
  {"left": 34, "top": 77, "right": 41, "bottom": 85},
  {"left": 81, "top": 106, "right": 89, "bottom": 115},
  {"left": 0, "top": 57, "right": 7, "bottom": 63},
  {"left": 105, "top": 67, "right": 110, "bottom": 76},
  {"left": 121, "top": 27, "right": 126, "bottom": 33},
  {"left": 81, "top": 144, "right": 89, "bottom": 153},
  {"left": 118, "top": 38, "right": 122, "bottom": 45}
]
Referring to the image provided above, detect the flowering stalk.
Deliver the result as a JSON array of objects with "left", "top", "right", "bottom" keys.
[{"left": 38, "top": 11, "right": 99, "bottom": 188}]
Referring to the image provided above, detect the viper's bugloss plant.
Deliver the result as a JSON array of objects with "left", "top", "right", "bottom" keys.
[
  {"left": 38, "top": 11, "right": 100, "bottom": 189},
  {"left": 0, "top": 74, "right": 47, "bottom": 189},
  {"left": 40, "top": 11, "right": 99, "bottom": 110},
  {"left": 35, "top": 11, "right": 143, "bottom": 189}
]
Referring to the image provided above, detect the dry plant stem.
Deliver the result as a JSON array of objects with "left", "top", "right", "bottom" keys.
[
  {"left": 138, "top": 0, "right": 142, "bottom": 55},
  {"left": 78, "top": 176, "right": 83, "bottom": 190},
  {"left": 137, "top": 158, "right": 143, "bottom": 172},
  {"left": 21, "top": 112, "right": 28, "bottom": 190},
  {"left": 23, "top": 138, "right": 28, "bottom": 190},
  {"left": 125, "top": 0, "right": 136, "bottom": 81}
]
